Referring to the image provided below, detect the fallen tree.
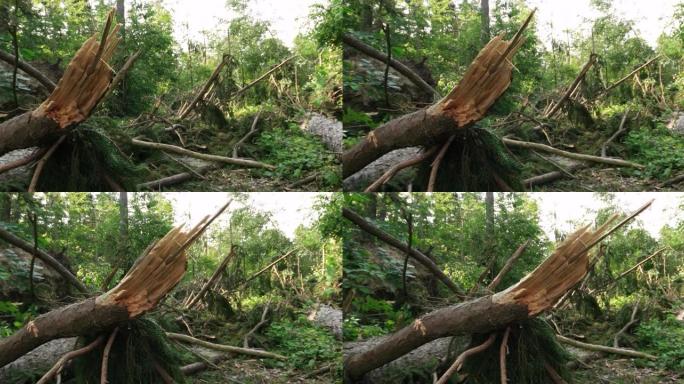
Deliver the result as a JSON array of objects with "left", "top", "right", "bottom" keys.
[
  {"left": 344, "top": 200, "right": 653, "bottom": 381},
  {"left": 0, "top": 200, "right": 231, "bottom": 369},
  {"left": 342, "top": 11, "right": 534, "bottom": 180},
  {"left": 0, "top": 10, "right": 122, "bottom": 157}
]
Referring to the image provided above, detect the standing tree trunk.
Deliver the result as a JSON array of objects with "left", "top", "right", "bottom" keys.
[
  {"left": 484, "top": 192, "right": 495, "bottom": 278},
  {"left": 0, "top": 194, "right": 11, "bottom": 223},
  {"left": 481, "top": 0, "right": 490, "bottom": 46}
]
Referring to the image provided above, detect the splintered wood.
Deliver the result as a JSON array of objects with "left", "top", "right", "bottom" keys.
[
  {"left": 493, "top": 215, "right": 618, "bottom": 315},
  {"left": 33, "top": 9, "right": 121, "bottom": 128},
  {"left": 97, "top": 217, "right": 210, "bottom": 317},
  {"left": 430, "top": 10, "right": 534, "bottom": 126}
]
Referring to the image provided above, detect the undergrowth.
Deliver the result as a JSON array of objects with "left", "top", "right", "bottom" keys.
[{"left": 265, "top": 314, "right": 341, "bottom": 370}]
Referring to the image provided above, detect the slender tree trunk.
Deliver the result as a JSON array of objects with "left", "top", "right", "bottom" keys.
[
  {"left": 481, "top": 0, "right": 490, "bottom": 46},
  {"left": 0, "top": 194, "right": 11, "bottom": 223}
]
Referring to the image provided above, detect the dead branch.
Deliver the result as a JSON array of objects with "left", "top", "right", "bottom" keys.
[
  {"left": 36, "top": 335, "right": 105, "bottom": 384},
  {"left": 28, "top": 136, "right": 66, "bottom": 192},
  {"left": 110, "top": 50, "right": 142, "bottom": 91},
  {"left": 0, "top": 10, "right": 121, "bottom": 157},
  {"left": 230, "top": 56, "right": 296, "bottom": 100},
  {"left": 0, "top": 226, "right": 88, "bottom": 293},
  {"left": 131, "top": 139, "right": 275, "bottom": 170},
  {"left": 342, "top": 34, "right": 440, "bottom": 100},
  {"left": 0, "top": 201, "right": 230, "bottom": 368},
  {"left": 232, "top": 111, "right": 262, "bottom": 158},
  {"left": 595, "top": 248, "right": 666, "bottom": 293},
  {"left": 614, "top": 301, "right": 639, "bottom": 348},
  {"left": 178, "top": 55, "right": 229, "bottom": 119},
  {"left": 185, "top": 248, "right": 236, "bottom": 310},
  {"left": 238, "top": 250, "right": 297, "bottom": 289},
  {"left": 503, "top": 138, "right": 645, "bottom": 169},
  {"left": 100, "top": 327, "right": 119, "bottom": 384},
  {"left": 556, "top": 335, "right": 655, "bottom": 360},
  {"left": 601, "top": 110, "right": 630, "bottom": 157},
  {"left": 137, "top": 164, "right": 218, "bottom": 190},
  {"left": 488, "top": 240, "right": 530, "bottom": 291},
  {"left": 166, "top": 332, "right": 286, "bottom": 360},
  {"left": 544, "top": 54, "right": 597, "bottom": 118},
  {"left": 364, "top": 146, "right": 439, "bottom": 192},
  {"left": 344, "top": 201, "right": 651, "bottom": 380},
  {"left": 597, "top": 56, "right": 661, "bottom": 99},
  {"left": 244, "top": 304, "right": 270, "bottom": 348},
  {"left": 500, "top": 326, "right": 511, "bottom": 384},
  {"left": 524, "top": 163, "right": 588, "bottom": 189},
  {"left": 343, "top": 208, "right": 466, "bottom": 297},
  {"left": 427, "top": 135, "right": 456, "bottom": 192},
  {"left": 0, "top": 49, "right": 57, "bottom": 92},
  {"left": 0, "top": 147, "right": 47, "bottom": 175},
  {"left": 435, "top": 333, "right": 496, "bottom": 384},
  {"left": 342, "top": 11, "right": 534, "bottom": 178}
]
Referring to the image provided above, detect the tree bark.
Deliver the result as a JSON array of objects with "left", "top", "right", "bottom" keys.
[
  {"left": 481, "top": 0, "right": 490, "bottom": 46},
  {"left": 345, "top": 220, "right": 621, "bottom": 381},
  {"left": 343, "top": 12, "right": 534, "bottom": 179},
  {"left": 0, "top": 201, "right": 230, "bottom": 368},
  {"left": 0, "top": 10, "right": 122, "bottom": 157},
  {"left": 343, "top": 207, "right": 466, "bottom": 297},
  {"left": 0, "top": 49, "right": 56, "bottom": 92}
]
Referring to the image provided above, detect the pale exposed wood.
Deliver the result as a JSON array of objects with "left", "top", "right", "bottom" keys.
[
  {"left": 345, "top": 201, "right": 651, "bottom": 379},
  {"left": 131, "top": 139, "right": 275, "bottom": 170},
  {"left": 166, "top": 333, "right": 287, "bottom": 360},
  {"left": 503, "top": 138, "right": 645, "bottom": 169},
  {"left": 343, "top": 11, "right": 534, "bottom": 178},
  {"left": 435, "top": 334, "right": 496, "bottom": 384},
  {"left": 556, "top": 335, "right": 656, "bottom": 360}
]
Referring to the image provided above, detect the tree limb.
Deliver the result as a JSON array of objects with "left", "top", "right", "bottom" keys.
[{"left": 0, "top": 49, "right": 56, "bottom": 92}]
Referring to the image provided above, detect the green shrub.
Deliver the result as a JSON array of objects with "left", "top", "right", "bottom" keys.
[
  {"left": 265, "top": 315, "right": 340, "bottom": 369},
  {"left": 635, "top": 313, "right": 684, "bottom": 370}
]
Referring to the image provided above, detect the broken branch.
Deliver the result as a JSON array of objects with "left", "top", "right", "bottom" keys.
[
  {"left": 166, "top": 332, "right": 286, "bottom": 360},
  {"left": 556, "top": 334, "right": 655, "bottom": 360}
]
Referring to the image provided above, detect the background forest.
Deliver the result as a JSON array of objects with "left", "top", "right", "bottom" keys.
[
  {"left": 340, "top": 0, "right": 684, "bottom": 191},
  {"left": 0, "top": 0, "right": 341, "bottom": 191},
  {"left": 0, "top": 192, "right": 342, "bottom": 383},
  {"left": 342, "top": 193, "right": 684, "bottom": 382}
]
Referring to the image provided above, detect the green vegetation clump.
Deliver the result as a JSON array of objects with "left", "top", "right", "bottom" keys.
[{"left": 265, "top": 315, "right": 341, "bottom": 370}]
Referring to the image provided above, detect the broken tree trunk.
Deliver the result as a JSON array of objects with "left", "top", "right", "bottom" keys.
[
  {"left": 0, "top": 49, "right": 57, "bottom": 92},
  {"left": 343, "top": 207, "right": 466, "bottom": 297},
  {"left": 185, "top": 248, "right": 236, "bottom": 309},
  {"left": 544, "top": 54, "right": 597, "bottom": 118},
  {"left": 342, "top": 11, "right": 534, "bottom": 179},
  {"left": 178, "top": 55, "right": 229, "bottom": 119},
  {"left": 596, "top": 56, "right": 661, "bottom": 99},
  {"left": 344, "top": 201, "right": 650, "bottom": 380},
  {"left": 229, "top": 56, "right": 296, "bottom": 100},
  {"left": 0, "top": 200, "right": 230, "bottom": 368},
  {"left": 0, "top": 10, "right": 121, "bottom": 157}
]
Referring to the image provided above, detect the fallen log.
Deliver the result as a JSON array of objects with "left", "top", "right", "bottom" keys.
[
  {"left": 556, "top": 335, "right": 655, "bottom": 360},
  {"left": 0, "top": 226, "right": 88, "bottom": 293},
  {"left": 137, "top": 164, "right": 218, "bottom": 190},
  {"left": 230, "top": 55, "right": 296, "bottom": 100},
  {"left": 0, "top": 200, "right": 231, "bottom": 368},
  {"left": 185, "top": 248, "right": 236, "bottom": 309},
  {"left": 502, "top": 138, "right": 645, "bottom": 169},
  {"left": 0, "top": 49, "right": 57, "bottom": 92},
  {"left": 0, "top": 10, "right": 121, "bottom": 157},
  {"left": 344, "top": 201, "right": 651, "bottom": 380},
  {"left": 524, "top": 163, "right": 589, "bottom": 188},
  {"left": 232, "top": 111, "right": 262, "bottom": 158},
  {"left": 342, "top": 11, "right": 534, "bottom": 178},
  {"left": 131, "top": 139, "right": 275, "bottom": 170},
  {"left": 178, "top": 55, "right": 230, "bottom": 119},
  {"left": 343, "top": 207, "right": 466, "bottom": 297},
  {"left": 342, "top": 34, "right": 440, "bottom": 100},
  {"left": 601, "top": 110, "right": 630, "bottom": 158},
  {"left": 166, "top": 333, "right": 286, "bottom": 360},
  {"left": 596, "top": 56, "right": 661, "bottom": 99}
]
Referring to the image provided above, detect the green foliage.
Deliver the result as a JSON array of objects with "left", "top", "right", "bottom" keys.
[
  {"left": 463, "top": 319, "right": 571, "bottom": 384},
  {"left": 623, "top": 125, "right": 684, "bottom": 180},
  {"left": 257, "top": 122, "right": 340, "bottom": 187},
  {"left": 74, "top": 318, "right": 185, "bottom": 384},
  {"left": 342, "top": 314, "right": 387, "bottom": 341},
  {"left": 265, "top": 315, "right": 341, "bottom": 370},
  {"left": 635, "top": 313, "right": 684, "bottom": 370}
]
